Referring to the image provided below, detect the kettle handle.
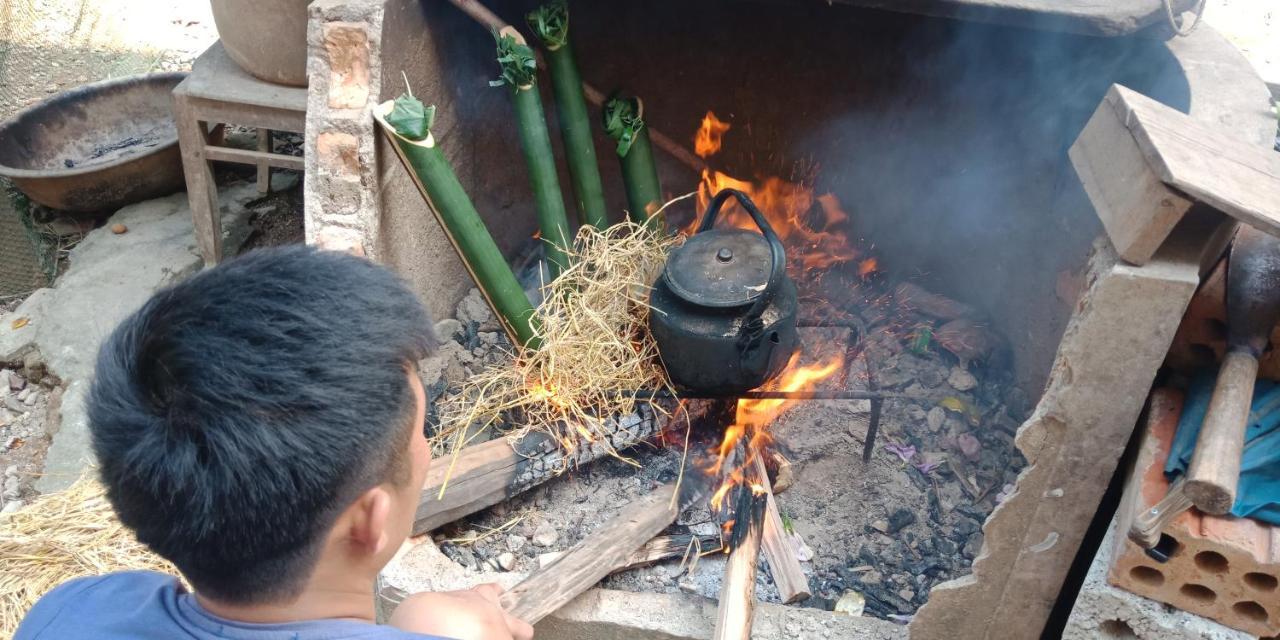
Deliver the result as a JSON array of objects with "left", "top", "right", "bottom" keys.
[{"left": 698, "top": 188, "right": 786, "bottom": 353}]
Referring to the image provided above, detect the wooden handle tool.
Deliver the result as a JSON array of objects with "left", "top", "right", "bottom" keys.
[
  {"left": 1185, "top": 350, "right": 1258, "bottom": 513},
  {"left": 1185, "top": 227, "right": 1280, "bottom": 515}
]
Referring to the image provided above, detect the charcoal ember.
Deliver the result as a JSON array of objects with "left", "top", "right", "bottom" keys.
[
  {"left": 956, "top": 504, "right": 987, "bottom": 522},
  {"left": 858, "top": 582, "right": 914, "bottom": 614},
  {"left": 963, "top": 534, "right": 984, "bottom": 559},
  {"left": 951, "top": 515, "right": 981, "bottom": 539},
  {"left": 886, "top": 508, "right": 917, "bottom": 534},
  {"left": 935, "top": 537, "right": 958, "bottom": 557},
  {"left": 917, "top": 365, "right": 945, "bottom": 388}
]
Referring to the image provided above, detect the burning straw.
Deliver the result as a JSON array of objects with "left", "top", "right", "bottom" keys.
[
  {"left": 0, "top": 475, "right": 180, "bottom": 636},
  {"left": 434, "top": 219, "right": 683, "bottom": 479}
]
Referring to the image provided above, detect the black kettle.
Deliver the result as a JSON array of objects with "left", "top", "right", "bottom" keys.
[{"left": 650, "top": 189, "right": 799, "bottom": 395}]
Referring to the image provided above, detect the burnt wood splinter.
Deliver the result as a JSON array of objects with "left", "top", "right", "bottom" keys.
[
  {"left": 752, "top": 455, "right": 810, "bottom": 604},
  {"left": 714, "top": 479, "right": 768, "bottom": 640}
]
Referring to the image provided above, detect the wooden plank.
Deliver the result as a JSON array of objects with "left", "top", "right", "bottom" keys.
[
  {"left": 1108, "top": 84, "right": 1280, "bottom": 240},
  {"left": 1068, "top": 91, "right": 1193, "bottom": 265},
  {"left": 499, "top": 483, "right": 681, "bottom": 624},
  {"left": 204, "top": 145, "right": 305, "bottom": 171},
  {"left": 182, "top": 42, "right": 309, "bottom": 113}
]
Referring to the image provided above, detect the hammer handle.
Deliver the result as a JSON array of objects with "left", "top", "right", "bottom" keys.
[{"left": 1185, "top": 349, "right": 1258, "bottom": 515}]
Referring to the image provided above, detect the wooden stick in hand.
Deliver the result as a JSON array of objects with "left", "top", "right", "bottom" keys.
[{"left": 499, "top": 482, "right": 680, "bottom": 624}]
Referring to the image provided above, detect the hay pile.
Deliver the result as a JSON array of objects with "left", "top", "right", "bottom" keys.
[
  {"left": 0, "top": 475, "right": 178, "bottom": 636},
  {"left": 436, "top": 220, "right": 682, "bottom": 465}
]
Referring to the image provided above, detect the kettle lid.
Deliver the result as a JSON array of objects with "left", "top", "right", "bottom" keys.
[{"left": 662, "top": 229, "right": 774, "bottom": 308}]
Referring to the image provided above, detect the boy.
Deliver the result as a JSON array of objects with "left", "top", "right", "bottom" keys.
[{"left": 16, "top": 246, "right": 533, "bottom": 640}]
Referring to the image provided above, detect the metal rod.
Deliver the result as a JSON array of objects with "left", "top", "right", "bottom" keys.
[
  {"left": 863, "top": 397, "right": 882, "bottom": 463},
  {"left": 626, "top": 389, "right": 920, "bottom": 401}
]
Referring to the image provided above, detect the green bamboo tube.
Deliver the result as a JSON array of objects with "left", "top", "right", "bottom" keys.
[
  {"left": 374, "top": 99, "right": 541, "bottom": 351},
  {"left": 528, "top": 1, "right": 608, "bottom": 230},
  {"left": 494, "top": 29, "right": 572, "bottom": 279},
  {"left": 603, "top": 95, "right": 664, "bottom": 231},
  {"left": 621, "top": 128, "right": 662, "bottom": 228}
]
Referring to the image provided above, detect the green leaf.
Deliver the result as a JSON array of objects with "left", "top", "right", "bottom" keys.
[
  {"left": 909, "top": 324, "right": 933, "bottom": 355},
  {"left": 526, "top": 0, "right": 569, "bottom": 50},
  {"left": 386, "top": 93, "right": 434, "bottom": 141},
  {"left": 492, "top": 33, "right": 539, "bottom": 89},
  {"left": 781, "top": 512, "right": 796, "bottom": 535},
  {"left": 602, "top": 95, "right": 645, "bottom": 157}
]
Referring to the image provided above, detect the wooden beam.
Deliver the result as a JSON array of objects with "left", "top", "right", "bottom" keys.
[
  {"left": 204, "top": 145, "right": 304, "bottom": 171},
  {"left": 752, "top": 455, "right": 810, "bottom": 604},
  {"left": 1070, "top": 84, "right": 1280, "bottom": 265},
  {"left": 499, "top": 482, "right": 682, "bottom": 624}
]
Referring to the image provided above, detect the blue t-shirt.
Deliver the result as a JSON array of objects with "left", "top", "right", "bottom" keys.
[{"left": 15, "top": 571, "right": 451, "bottom": 640}]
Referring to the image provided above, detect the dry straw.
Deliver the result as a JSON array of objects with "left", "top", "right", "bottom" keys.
[
  {"left": 0, "top": 474, "right": 179, "bottom": 636},
  {"left": 435, "top": 218, "right": 683, "bottom": 476}
]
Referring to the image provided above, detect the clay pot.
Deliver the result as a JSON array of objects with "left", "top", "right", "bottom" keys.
[{"left": 210, "top": 0, "right": 311, "bottom": 87}]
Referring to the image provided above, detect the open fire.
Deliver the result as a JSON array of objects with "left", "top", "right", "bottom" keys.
[{"left": 691, "top": 110, "right": 870, "bottom": 535}]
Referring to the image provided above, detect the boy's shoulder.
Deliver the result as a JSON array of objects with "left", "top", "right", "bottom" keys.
[
  {"left": 16, "top": 571, "right": 182, "bottom": 639},
  {"left": 17, "top": 571, "right": 453, "bottom": 640}
]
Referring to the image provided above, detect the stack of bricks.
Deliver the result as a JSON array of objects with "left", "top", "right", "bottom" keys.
[
  {"left": 304, "top": 0, "right": 382, "bottom": 258},
  {"left": 1109, "top": 388, "right": 1280, "bottom": 637}
]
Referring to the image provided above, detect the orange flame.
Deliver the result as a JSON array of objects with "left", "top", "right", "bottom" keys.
[
  {"left": 691, "top": 108, "right": 872, "bottom": 517},
  {"left": 707, "top": 354, "right": 843, "bottom": 511},
  {"left": 694, "top": 111, "right": 732, "bottom": 158},
  {"left": 687, "top": 112, "right": 863, "bottom": 274}
]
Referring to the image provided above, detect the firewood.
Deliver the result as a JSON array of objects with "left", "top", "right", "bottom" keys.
[
  {"left": 752, "top": 455, "right": 810, "bottom": 604},
  {"left": 537, "top": 533, "right": 720, "bottom": 570},
  {"left": 499, "top": 482, "right": 683, "bottom": 624},
  {"left": 894, "top": 282, "right": 975, "bottom": 320},
  {"left": 414, "top": 405, "right": 661, "bottom": 534},
  {"left": 714, "top": 488, "right": 767, "bottom": 640}
]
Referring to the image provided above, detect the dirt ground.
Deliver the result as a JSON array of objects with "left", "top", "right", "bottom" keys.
[{"left": 0, "top": 0, "right": 216, "bottom": 122}]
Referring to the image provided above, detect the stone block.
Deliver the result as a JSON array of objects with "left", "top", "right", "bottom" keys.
[
  {"left": 913, "top": 234, "right": 1203, "bottom": 639},
  {"left": 1065, "top": 524, "right": 1252, "bottom": 640},
  {"left": 322, "top": 22, "right": 371, "bottom": 110},
  {"left": 1107, "top": 389, "right": 1280, "bottom": 637},
  {"left": 316, "top": 130, "right": 361, "bottom": 176}
]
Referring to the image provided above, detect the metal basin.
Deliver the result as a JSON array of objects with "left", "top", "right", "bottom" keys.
[{"left": 0, "top": 72, "right": 187, "bottom": 214}]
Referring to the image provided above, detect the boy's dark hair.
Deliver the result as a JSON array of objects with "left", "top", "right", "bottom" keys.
[{"left": 88, "top": 246, "right": 434, "bottom": 604}]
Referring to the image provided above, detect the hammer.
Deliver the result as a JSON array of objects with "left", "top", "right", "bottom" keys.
[{"left": 1185, "top": 226, "right": 1280, "bottom": 515}]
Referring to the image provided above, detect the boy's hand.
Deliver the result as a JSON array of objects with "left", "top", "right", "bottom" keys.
[{"left": 389, "top": 583, "right": 534, "bottom": 640}]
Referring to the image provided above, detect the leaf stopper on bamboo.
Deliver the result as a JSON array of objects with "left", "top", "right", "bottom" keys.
[
  {"left": 491, "top": 30, "right": 573, "bottom": 278},
  {"left": 603, "top": 95, "right": 664, "bottom": 231},
  {"left": 526, "top": 0, "right": 608, "bottom": 231}
]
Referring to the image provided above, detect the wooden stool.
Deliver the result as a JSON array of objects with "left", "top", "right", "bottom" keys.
[{"left": 172, "top": 42, "right": 307, "bottom": 266}]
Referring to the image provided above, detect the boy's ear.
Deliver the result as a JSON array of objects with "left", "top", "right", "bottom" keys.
[{"left": 347, "top": 487, "right": 393, "bottom": 555}]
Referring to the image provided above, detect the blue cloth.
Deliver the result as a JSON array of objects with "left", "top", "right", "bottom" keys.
[
  {"left": 1166, "top": 373, "right": 1280, "bottom": 525},
  {"left": 15, "top": 571, "right": 453, "bottom": 640}
]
